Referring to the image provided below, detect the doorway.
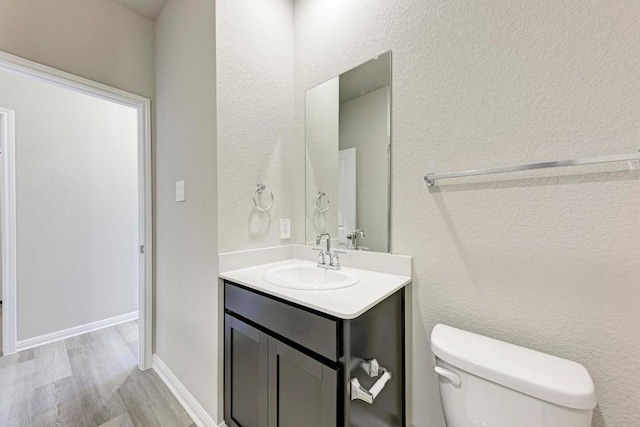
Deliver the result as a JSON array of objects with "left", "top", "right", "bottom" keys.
[
  {"left": 0, "top": 51, "right": 152, "bottom": 370},
  {"left": 338, "top": 147, "right": 356, "bottom": 245}
]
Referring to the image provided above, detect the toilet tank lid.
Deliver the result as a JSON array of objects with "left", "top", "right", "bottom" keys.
[{"left": 431, "top": 324, "right": 597, "bottom": 410}]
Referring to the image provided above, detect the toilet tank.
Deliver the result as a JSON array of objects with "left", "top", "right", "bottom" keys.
[{"left": 430, "top": 324, "right": 597, "bottom": 427}]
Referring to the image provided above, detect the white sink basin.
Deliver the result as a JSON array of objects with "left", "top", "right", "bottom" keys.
[{"left": 262, "top": 263, "right": 360, "bottom": 290}]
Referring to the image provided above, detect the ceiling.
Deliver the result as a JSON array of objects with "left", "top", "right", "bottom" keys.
[{"left": 106, "top": 0, "right": 168, "bottom": 20}]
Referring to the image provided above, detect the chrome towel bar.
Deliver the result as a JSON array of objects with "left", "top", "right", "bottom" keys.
[{"left": 424, "top": 150, "right": 640, "bottom": 187}]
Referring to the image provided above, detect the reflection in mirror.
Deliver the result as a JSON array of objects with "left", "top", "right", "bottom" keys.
[{"left": 305, "top": 51, "right": 391, "bottom": 253}]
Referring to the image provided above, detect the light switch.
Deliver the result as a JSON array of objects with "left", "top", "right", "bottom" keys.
[
  {"left": 280, "top": 218, "right": 291, "bottom": 239},
  {"left": 176, "top": 180, "right": 185, "bottom": 202}
]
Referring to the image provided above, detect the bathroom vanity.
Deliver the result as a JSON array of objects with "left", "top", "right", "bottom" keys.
[
  {"left": 220, "top": 256, "right": 410, "bottom": 427},
  {"left": 222, "top": 50, "right": 405, "bottom": 427}
]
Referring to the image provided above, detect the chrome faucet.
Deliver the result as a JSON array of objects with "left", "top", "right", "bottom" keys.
[
  {"left": 314, "top": 233, "right": 345, "bottom": 270},
  {"left": 346, "top": 229, "right": 366, "bottom": 250},
  {"left": 316, "top": 232, "right": 331, "bottom": 252}
]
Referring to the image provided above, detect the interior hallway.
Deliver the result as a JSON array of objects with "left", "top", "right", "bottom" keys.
[{"left": 0, "top": 318, "right": 195, "bottom": 427}]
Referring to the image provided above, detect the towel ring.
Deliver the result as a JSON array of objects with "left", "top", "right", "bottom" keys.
[
  {"left": 316, "top": 191, "right": 330, "bottom": 213},
  {"left": 253, "top": 183, "right": 274, "bottom": 212}
]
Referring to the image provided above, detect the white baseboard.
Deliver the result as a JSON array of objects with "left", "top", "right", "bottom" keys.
[
  {"left": 152, "top": 354, "right": 220, "bottom": 427},
  {"left": 15, "top": 311, "right": 138, "bottom": 352}
]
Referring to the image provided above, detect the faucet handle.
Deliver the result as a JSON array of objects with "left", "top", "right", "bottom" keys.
[
  {"left": 312, "top": 247, "right": 326, "bottom": 265},
  {"left": 330, "top": 250, "right": 347, "bottom": 268}
]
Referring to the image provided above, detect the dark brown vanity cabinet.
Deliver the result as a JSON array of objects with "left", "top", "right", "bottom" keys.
[
  {"left": 268, "top": 338, "right": 338, "bottom": 427},
  {"left": 224, "top": 281, "right": 405, "bottom": 427},
  {"left": 224, "top": 316, "right": 269, "bottom": 427},
  {"left": 225, "top": 314, "right": 338, "bottom": 427}
]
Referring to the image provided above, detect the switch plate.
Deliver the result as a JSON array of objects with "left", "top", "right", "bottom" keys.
[
  {"left": 280, "top": 218, "right": 291, "bottom": 239},
  {"left": 176, "top": 180, "right": 185, "bottom": 202}
]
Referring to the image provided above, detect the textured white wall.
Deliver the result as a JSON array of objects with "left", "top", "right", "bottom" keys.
[
  {"left": 0, "top": 0, "right": 154, "bottom": 98},
  {"left": 294, "top": 1, "right": 640, "bottom": 426},
  {"left": 154, "top": 0, "right": 220, "bottom": 421},
  {"left": 305, "top": 77, "right": 339, "bottom": 245},
  {"left": 339, "top": 87, "right": 390, "bottom": 253},
  {"left": 216, "top": 0, "right": 296, "bottom": 253},
  {"left": 0, "top": 70, "right": 139, "bottom": 340}
]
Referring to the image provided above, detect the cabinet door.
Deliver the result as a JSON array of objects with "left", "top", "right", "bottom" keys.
[
  {"left": 268, "top": 338, "right": 338, "bottom": 427},
  {"left": 225, "top": 314, "right": 269, "bottom": 427}
]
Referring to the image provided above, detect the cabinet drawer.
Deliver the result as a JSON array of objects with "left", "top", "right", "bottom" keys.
[{"left": 225, "top": 282, "right": 340, "bottom": 362}]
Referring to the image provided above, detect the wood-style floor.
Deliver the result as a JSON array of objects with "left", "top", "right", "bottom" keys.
[{"left": 0, "top": 311, "right": 195, "bottom": 427}]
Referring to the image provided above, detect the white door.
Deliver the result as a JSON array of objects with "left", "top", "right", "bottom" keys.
[{"left": 338, "top": 148, "right": 356, "bottom": 245}]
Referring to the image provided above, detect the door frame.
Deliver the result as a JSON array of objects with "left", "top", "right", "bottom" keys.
[{"left": 0, "top": 51, "right": 153, "bottom": 370}]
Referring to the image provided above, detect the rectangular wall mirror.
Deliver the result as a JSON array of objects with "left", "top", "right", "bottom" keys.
[{"left": 305, "top": 51, "right": 391, "bottom": 253}]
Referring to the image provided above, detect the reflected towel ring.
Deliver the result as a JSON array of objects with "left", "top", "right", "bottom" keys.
[
  {"left": 253, "top": 183, "right": 274, "bottom": 212},
  {"left": 316, "top": 191, "right": 330, "bottom": 213}
]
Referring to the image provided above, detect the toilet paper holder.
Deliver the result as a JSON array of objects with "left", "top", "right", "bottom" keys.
[{"left": 350, "top": 358, "right": 392, "bottom": 404}]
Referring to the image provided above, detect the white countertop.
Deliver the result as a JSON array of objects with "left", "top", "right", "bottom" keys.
[{"left": 220, "top": 259, "right": 411, "bottom": 319}]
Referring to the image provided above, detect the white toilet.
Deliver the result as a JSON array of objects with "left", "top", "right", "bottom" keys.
[{"left": 431, "top": 324, "right": 597, "bottom": 427}]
